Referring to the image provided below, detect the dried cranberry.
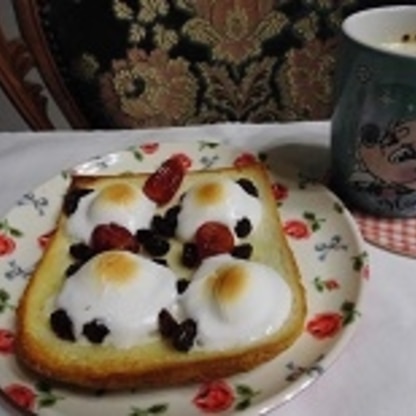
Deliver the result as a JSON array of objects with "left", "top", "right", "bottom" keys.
[
  {"left": 50, "top": 309, "right": 75, "bottom": 341},
  {"left": 90, "top": 223, "right": 139, "bottom": 253},
  {"left": 82, "top": 319, "right": 110, "bottom": 344},
  {"left": 234, "top": 217, "right": 252, "bottom": 238},
  {"left": 143, "top": 157, "right": 185, "bottom": 205},
  {"left": 195, "top": 222, "right": 234, "bottom": 259},
  {"left": 63, "top": 188, "right": 93, "bottom": 216},
  {"left": 236, "top": 178, "right": 258, "bottom": 197}
]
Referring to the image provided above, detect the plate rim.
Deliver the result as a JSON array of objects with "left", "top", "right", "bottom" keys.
[{"left": 0, "top": 140, "right": 369, "bottom": 416}]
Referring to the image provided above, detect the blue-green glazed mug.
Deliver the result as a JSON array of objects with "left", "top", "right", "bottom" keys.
[{"left": 331, "top": 6, "right": 416, "bottom": 217}]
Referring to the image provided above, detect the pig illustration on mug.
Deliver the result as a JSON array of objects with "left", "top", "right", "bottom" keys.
[{"left": 348, "top": 118, "right": 416, "bottom": 214}]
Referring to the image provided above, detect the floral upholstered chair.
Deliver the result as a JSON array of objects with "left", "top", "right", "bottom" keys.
[{"left": 1, "top": 0, "right": 404, "bottom": 129}]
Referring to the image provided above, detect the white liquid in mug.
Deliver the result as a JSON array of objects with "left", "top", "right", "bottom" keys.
[{"left": 380, "top": 40, "right": 416, "bottom": 56}]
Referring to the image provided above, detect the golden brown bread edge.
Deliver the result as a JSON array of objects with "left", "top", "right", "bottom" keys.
[{"left": 15, "top": 163, "right": 307, "bottom": 390}]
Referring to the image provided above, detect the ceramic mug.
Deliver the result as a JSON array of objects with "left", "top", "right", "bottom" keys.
[{"left": 330, "top": 6, "right": 416, "bottom": 217}]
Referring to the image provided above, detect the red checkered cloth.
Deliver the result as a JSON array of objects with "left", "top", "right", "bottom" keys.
[{"left": 354, "top": 212, "right": 416, "bottom": 257}]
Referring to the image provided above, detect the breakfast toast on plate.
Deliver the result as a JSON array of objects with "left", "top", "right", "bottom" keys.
[{"left": 15, "top": 158, "right": 306, "bottom": 390}]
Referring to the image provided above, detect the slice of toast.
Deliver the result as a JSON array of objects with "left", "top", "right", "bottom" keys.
[{"left": 15, "top": 162, "right": 306, "bottom": 390}]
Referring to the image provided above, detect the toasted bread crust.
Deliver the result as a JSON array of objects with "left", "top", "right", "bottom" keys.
[{"left": 15, "top": 163, "right": 306, "bottom": 390}]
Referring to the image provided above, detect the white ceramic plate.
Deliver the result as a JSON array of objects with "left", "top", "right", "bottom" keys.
[{"left": 0, "top": 141, "right": 368, "bottom": 416}]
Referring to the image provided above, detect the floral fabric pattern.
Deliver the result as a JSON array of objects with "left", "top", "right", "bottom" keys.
[
  {"left": 35, "top": 0, "right": 396, "bottom": 128},
  {"left": 99, "top": 48, "right": 197, "bottom": 127},
  {"left": 181, "top": 0, "right": 287, "bottom": 63}
]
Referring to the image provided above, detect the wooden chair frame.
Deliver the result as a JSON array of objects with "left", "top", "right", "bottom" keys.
[
  {"left": 0, "top": 24, "right": 52, "bottom": 130},
  {"left": 0, "top": 0, "right": 89, "bottom": 130}
]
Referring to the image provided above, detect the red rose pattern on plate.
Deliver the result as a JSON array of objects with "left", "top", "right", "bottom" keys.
[
  {"left": 306, "top": 312, "right": 344, "bottom": 339},
  {"left": 0, "top": 233, "right": 16, "bottom": 257},
  {"left": 283, "top": 219, "right": 311, "bottom": 240},
  {"left": 0, "top": 329, "right": 14, "bottom": 354},
  {"left": 3, "top": 383, "right": 36, "bottom": 412},
  {"left": 193, "top": 380, "right": 235, "bottom": 413}
]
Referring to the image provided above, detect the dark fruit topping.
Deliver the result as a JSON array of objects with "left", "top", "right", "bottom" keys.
[
  {"left": 231, "top": 243, "right": 253, "bottom": 259},
  {"left": 143, "top": 157, "right": 185, "bottom": 205},
  {"left": 158, "top": 308, "right": 179, "bottom": 339},
  {"left": 158, "top": 309, "right": 197, "bottom": 352},
  {"left": 166, "top": 205, "right": 181, "bottom": 222},
  {"left": 69, "top": 243, "right": 94, "bottom": 262},
  {"left": 195, "top": 222, "right": 234, "bottom": 259},
  {"left": 151, "top": 215, "right": 172, "bottom": 238},
  {"left": 65, "top": 262, "right": 83, "bottom": 277},
  {"left": 146, "top": 236, "right": 170, "bottom": 257},
  {"left": 90, "top": 223, "right": 139, "bottom": 253},
  {"left": 176, "top": 278, "right": 190, "bottom": 294},
  {"left": 63, "top": 188, "right": 93, "bottom": 216},
  {"left": 136, "top": 229, "right": 170, "bottom": 257},
  {"left": 181, "top": 242, "right": 200, "bottom": 268},
  {"left": 172, "top": 319, "right": 197, "bottom": 352},
  {"left": 236, "top": 178, "right": 258, "bottom": 197},
  {"left": 151, "top": 205, "right": 180, "bottom": 237},
  {"left": 152, "top": 258, "right": 168, "bottom": 267},
  {"left": 82, "top": 319, "right": 110, "bottom": 344},
  {"left": 234, "top": 217, "right": 252, "bottom": 238},
  {"left": 50, "top": 309, "right": 75, "bottom": 341},
  {"left": 135, "top": 229, "right": 152, "bottom": 242}
]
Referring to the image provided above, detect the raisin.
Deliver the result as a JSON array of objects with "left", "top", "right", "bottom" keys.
[
  {"left": 231, "top": 243, "right": 253, "bottom": 259},
  {"left": 69, "top": 243, "right": 94, "bottom": 262},
  {"left": 63, "top": 188, "right": 93, "bottom": 216},
  {"left": 172, "top": 319, "right": 197, "bottom": 352},
  {"left": 236, "top": 178, "right": 258, "bottom": 197},
  {"left": 65, "top": 262, "right": 83, "bottom": 277},
  {"left": 143, "top": 235, "right": 170, "bottom": 257},
  {"left": 158, "top": 309, "right": 179, "bottom": 339},
  {"left": 234, "top": 217, "right": 252, "bottom": 238},
  {"left": 176, "top": 278, "right": 190, "bottom": 294},
  {"left": 90, "top": 223, "right": 139, "bottom": 253},
  {"left": 166, "top": 205, "right": 181, "bottom": 223},
  {"left": 152, "top": 258, "right": 168, "bottom": 267},
  {"left": 158, "top": 310, "right": 197, "bottom": 352},
  {"left": 181, "top": 242, "right": 200, "bottom": 268},
  {"left": 151, "top": 215, "right": 170, "bottom": 237},
  {"left": 82, "top": 319, "right": 110, "bottom": 344},
  {"left": 151, "top": 205, "right": 180, "bottom": 237},
  {"left": 137, "top": 229, "right": 170, "bottom": 257},
  {"left": 50, "top": 309, "right": 75, "bottom": 341},
  {"left": 135, "top": 229, "right": 153, "bottom": 243}
]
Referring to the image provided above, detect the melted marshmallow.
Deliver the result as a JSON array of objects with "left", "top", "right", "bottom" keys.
[
  {"left": 180, "top": 254, "right": 292, "bottom": 349},
  {"left": 56, "top": 250, "right": 177, "bottom": 348},
  {"left": 66, "top": 182, "right": 156, "bottom": 243},
  {"left": 176, "top": 178, "right": 262, "bottom": 241}
]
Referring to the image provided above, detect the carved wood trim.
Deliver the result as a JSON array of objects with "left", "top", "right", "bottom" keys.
[
  {"left": 0, "top": 25, "right": 53, "bottom": 130},
  {"left": 13, "top": 0, "right": 89, "bottom": 129}
]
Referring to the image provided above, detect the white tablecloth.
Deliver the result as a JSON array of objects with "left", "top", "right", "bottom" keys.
[{"left": 0, "top": 122, "right": 414, "bottom": 416}]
